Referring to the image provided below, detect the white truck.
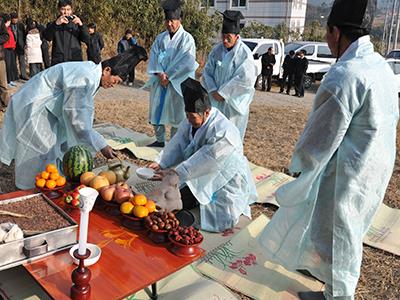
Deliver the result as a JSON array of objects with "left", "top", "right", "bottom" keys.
[{"left": 242, "top": 39, "right": 335, "bottom": 89}]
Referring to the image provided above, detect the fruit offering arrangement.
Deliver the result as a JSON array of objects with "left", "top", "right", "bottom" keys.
[
  {"left": 98, "top": 182, "right": 133, "bottom": 204},
  {"left": 35, "top": 164, "right": 66, "bottom": 190},
  {"left": 63, "top": 185, "right": 85, "bottom": 208},
  {"left": 120, "top": 194, "right": 156, "bottom": 218},
  {"left": 169, "top": 226, "right": 203, "bottom": 245},
  {"left": 145, "top": 211, "right": 180, "bottom": 232}
]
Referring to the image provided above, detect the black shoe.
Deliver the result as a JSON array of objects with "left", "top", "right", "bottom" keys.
[
  {"left": 267, "top": 89, "right": 271, "bottom": 92},
  {"left": 292, "top": 93, "right": 299, "bottom": 97},
  {"left": 279, "top": 89, "right": 284, "bottom": 93},
  {"left": 296, "top": 269, "right": 324, "bottom": 283},
  {"left": 298, "top": 292, "right": 326, "bottom": 300},
  {"left": 147, "top": 141, "right": 165, "bottom": 148},
  {"left": 286, "top": 91, "right": 290, "bottom": 95}
]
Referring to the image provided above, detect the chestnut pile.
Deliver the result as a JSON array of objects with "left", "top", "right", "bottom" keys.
[
  {"left": 144, "top": 211, "right": 180, "bottom": 231},
  {"left": 170, "top": 226, "right": 203, "bottom": 245}
]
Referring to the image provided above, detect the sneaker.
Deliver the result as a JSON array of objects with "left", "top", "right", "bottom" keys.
[
  {"left": 9, "top": 81, "right": 17, "bottom": 87},
  {"left": 147, "top": 141, "right": 165, "bottom": 148}
]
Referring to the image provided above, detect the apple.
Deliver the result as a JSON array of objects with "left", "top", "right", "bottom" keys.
[
  {"left": 116, "top": 182, "right": 129, "bottom": 190},
  {"left": 71, "top": 199, "right": 80, "bottom": 207},
  {"left": 114, "top": 188, "right": 131, "bottom": 204},
  {"left": 65, "top": 195, "right": 73, "bottom": 204},
  {"left": 100, "top": 185, "right": 116, "bottom": 202}
]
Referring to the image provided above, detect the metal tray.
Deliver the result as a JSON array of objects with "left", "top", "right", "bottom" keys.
[{"left": 0, "top": 193, "right": 78, "bottom": 271}]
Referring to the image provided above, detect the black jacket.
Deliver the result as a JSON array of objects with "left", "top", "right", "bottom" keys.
[
  {"left": 87, "top": 32, "right": 104, "bottom": 64},
  {"left": 295, "top": 57, "right": 308, "bottom": 76},
  {"left": 261, "top": 53, "right": 276, "bottom": 75},
  {"left": 43, "top": 20, "right": 90, "bottom": 66},
  {"left": 0, "top": 23, "right": 9, "bottom": 61},
  {"left": 11, "top": 22, "right": 25, "bottom": 54},
  {"left": 282, "top": 54, "right": 296, "bottom": 74}
]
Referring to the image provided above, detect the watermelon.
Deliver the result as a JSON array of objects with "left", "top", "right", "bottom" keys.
[{"left": 62, "top": 145, "right": 94, "bottom": 182}]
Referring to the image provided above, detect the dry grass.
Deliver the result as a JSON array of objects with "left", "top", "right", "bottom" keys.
[{"left": 0, "top": 88, "right": 399, "bottom": 299}]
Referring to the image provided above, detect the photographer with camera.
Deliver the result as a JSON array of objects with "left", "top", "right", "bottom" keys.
[{"left": 43, "top": 0, "right": 89, "bottom": 66}]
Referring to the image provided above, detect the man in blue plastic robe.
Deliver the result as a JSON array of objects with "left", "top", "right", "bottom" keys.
[
  {"left": 0, "top": 46, "right": 147, "bottom": 189},
  {"left": 146, "top": 0, "right": 198, "bottom": 148},
  {"left": 149, "top": 78, "right": 257, "bottom": 232},
  {"left": 259, "top": 1, "right": 398, "bottom": 299},
  {"left": 201, "top": 10, "right": 257, "bottom": 141}
]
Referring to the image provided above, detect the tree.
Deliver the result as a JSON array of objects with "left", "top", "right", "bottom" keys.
[
  {"left": 302, "top": 20, "right": 325, "bottom": 41},
  {"left": 241, "top": 21, "right": 274, "bottom": 39}
]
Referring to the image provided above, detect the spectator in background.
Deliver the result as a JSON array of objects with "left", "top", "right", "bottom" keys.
[
  {"left": 279, "top": 50, "right": 296, "bottom": 95},
  {"left": 294, "top": 50, "right": 308, "bottom": 98},
  {"left": 0, "top": 16, "right": 10, "bottom": 111},
  {"left": 25, "top": 20, "right": 43, "bottom": 77},
  {"left": 10, "top": 13, "right": 27, "bottom": 80},
  {"left": 43, "top": 0, "right": 89, "bottom": 66},
  {"left": 37, "top": 23, "right": 50, "bottom": 69},
  {"left": 117, "top": 29, "right": 137, "bottom": 86},
  {"left": 3, "top": 15, "right": 18, "bottom": 87},
  {"left": 261, "top": 46, "right": 275, "bottom": 92},
  {"left": 86, "top": 23, "right": 104, "bottom": 64}
]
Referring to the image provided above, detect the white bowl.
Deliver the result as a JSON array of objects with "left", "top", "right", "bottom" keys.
[
  {"left": 69, "top": 243, "right": 101, "bottom": 266},
  {"left": 136, "top": 167, "right": 155, "bottom": 180}
]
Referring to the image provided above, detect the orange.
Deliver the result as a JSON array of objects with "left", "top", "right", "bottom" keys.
[
  {"left": 132, "top": 206, "right": 149, "bottom": 218},
  {"left": 46, "top": 164, "right": 58, "bottom": 173},
  {"left": 45, "top": 180, "right": 57, "bottom": 189},
  {"left": 131, "top": 194, "right": 147, "bottom": 206},
  {"left": 56, "top": 176, "right": 66, "bottom": 187},
  {"left": 145, "top": 200, "right": 156, "bottom": 213},
  {"left": 120, "top": 201, "right": 134, "bottom": 214},
  {"left": 49, "top": 172, "right": 60, "bottom": 181},
  {"left": 41, "top": 171, "right": 50, "bottom": 180},
  {"left": 36, "top": 178, "right": 46, "bottom": 188}
]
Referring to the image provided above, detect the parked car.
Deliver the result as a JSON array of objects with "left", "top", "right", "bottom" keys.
[
  {"left": 242, "top": 38, "right": 284, "bottom": 89},
  {"left": 284, "top": 41, "right": 336, "bottom": 88},
  {"left": 386, "top": 50, "right": 400, "bottom": 60},
  {"left": 386, "top": 58, "right": 400, "bottom": 94}
]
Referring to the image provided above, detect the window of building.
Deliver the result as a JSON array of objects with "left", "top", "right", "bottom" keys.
[
  {"left": 201, "top": 0, "right": 215, "bottom": 7},
  {"left": 317, "top": 45, "right": 334, "bottom": 58},
  {"left": 232, "top": 0, "right": 247, "bottom": 7}
]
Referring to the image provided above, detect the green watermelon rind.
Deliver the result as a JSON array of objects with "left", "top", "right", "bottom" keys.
[{"left": 62, "top": 146, "right": 94, "bottom": 182}]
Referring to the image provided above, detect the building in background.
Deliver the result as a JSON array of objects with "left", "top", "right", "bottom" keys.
[{"left": 202, "top": 0, "right": 308, "bottom": 33}]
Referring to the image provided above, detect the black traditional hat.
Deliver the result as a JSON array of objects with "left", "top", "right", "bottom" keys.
[
  {"left": 181, "top": 78, "right": 211, "bottom": 113},
  {"left": 162, "top": 0, "right": 182, "bottom": 20},
  {"left": 327, "top": 0, "right": 377, "bottom": 32},
  {"left": 102, "top": 46, "right": 148, "bottom": 81},
  {"left": 221, "top": 10, "right": 244, "bottom": 34}
]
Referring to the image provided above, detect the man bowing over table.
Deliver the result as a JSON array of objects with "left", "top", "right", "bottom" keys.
[
  {"left": 149, "top": 78, "right": 257, "bottom": 232},
  {"left": 202, "top": 10, "right": 257, "bottom": 141}
]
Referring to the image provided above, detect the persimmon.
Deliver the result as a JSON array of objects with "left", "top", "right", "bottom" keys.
[
  {"left": 45, "top": 180, "right": 57, "bottom": 189},
  {"left": 36, "top": 178, "right": 46, "bottom": 188},
  {"left": 41, "top": 171, "right": 50, "bottom": 180},
  {"left": 145, "top": 200, "right": 156, "bottom": 213},
  {"left": 46, "top": 164, "right": 58, "bottom": 173},
  {"left": 50, "top": 172, "right": 60, "bottom": 181},
  {"left": 131, "top": 194, "right": 147, "bottom": 206},
  {"left": 56, "top": 176, "right": 66, "bottom": 187},
  {"left": 133, "top": 206, "right": 149, "bottom": 218}
]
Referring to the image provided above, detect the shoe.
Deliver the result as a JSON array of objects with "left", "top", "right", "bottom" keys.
[
  {"left": 267, "top": 89, "right": 271, "bottom": 92},
  {"left": 128, "top": 82, "right": 133, "bottom": 87},
  {"left": 298, "top": 292, "right": 326, "bottom": 300},
  {"left": 292, "top": 93, "right": 299, "bottom": 97},
  {"left": 147, "top": 141, "right": 165, "bottom": 148},
  {"left": 9, "top": 81, "right": 17, "bottom": 87},
  {"left": 286, "top": 91, "right": 290, "bottom": 95},
  {"left": 19, "top": 77, "right": 28, "bottom": 81},
  {"left": 279, "top": 89, "right": 284, "bottom": 93}
]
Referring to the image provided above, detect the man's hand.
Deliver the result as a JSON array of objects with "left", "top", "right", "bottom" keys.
[
  {"left": 151, "top": 169, "right": 168, "bottom": 181},
  {"left": 212, "top": 91, "right": 224, "bottom": 102},
  {"left": 55, "top": 16, "right": 68, "bottom": 25},
  {"left": 148, "top": 162, "right": 161, "bottom": 171},
  {"left": 100, "top": 146, "right": 117, "bottom": 159},
  {"left": 72, "top": 15, "right": 83, "bottom": 26},
  {"left": 158, "top": 73, "right": 169, "bottom": 87}
]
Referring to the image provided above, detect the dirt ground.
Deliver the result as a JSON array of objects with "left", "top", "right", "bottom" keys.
[{"left": 0, "top": 80, "right": 399, "bottom": 299}]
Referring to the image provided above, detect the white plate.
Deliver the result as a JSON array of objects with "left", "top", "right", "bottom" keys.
[
  {"left": 136, "top": 167, "right": 155, "bottom": 180},
  {"left": 69, "top": 243, "right": 101, "bottom": 266}
]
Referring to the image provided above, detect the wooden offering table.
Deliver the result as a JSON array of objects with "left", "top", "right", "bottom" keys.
[{"left": 0, "top": 190, "right": 204, "bottom": 300}]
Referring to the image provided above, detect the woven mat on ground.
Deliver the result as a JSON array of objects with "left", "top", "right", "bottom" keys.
[{"left": 195, "top": 215, "right": 325, "bottom": 300}]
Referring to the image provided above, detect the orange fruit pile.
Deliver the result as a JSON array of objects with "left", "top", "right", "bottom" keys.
[
  {"left": 120, "top": 194, "right": 157, "bottom": 218},
  {"left": 35, "top": 164, "right": 66, "bottom": 189}
]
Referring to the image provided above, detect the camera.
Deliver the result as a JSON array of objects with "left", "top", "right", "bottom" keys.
[{"left": 66, "top": 15, "right": 75, "bottom": 22}]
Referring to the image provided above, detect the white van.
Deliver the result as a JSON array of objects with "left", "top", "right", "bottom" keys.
[{"left": 242, "top": 38, "right": 284, "bottom": 88}]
